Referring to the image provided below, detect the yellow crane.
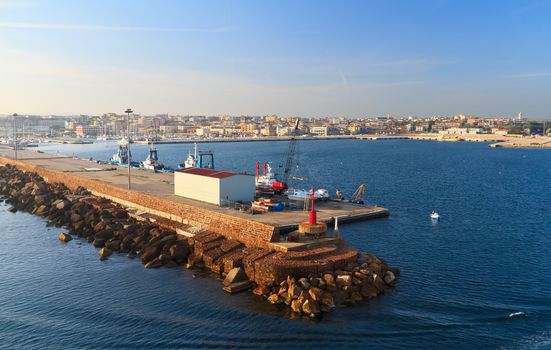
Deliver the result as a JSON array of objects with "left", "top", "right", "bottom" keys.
[{"left": 350, "top": 184, "right": 366, "bottom": 204}]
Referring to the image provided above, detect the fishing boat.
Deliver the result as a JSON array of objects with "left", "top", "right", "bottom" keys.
[
  {"left": 178, "top": 143, "right": 215, "bottom": 169},
  {"left": 255, "top": 161, "right": 288, "bottom": 194},
  {"left": 430, "top": 211, "right": 440, "bottom": 220},
  {"left": 140, "top": 144, "right": 166, "bottom": 171},
  {"left": 110, "top": 138, "right": 130, "bottom": 165}
]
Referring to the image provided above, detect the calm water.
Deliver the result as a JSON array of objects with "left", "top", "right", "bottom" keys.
[{"left": 1, "top": 139, "right": 551, "bottom": 349}]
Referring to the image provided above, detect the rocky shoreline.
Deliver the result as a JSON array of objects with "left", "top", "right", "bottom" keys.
[{"left": 0, "top": 163, "right": 399, "bottom": 319}]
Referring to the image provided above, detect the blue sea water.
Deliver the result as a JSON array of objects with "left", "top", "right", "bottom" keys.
[{"left": 1, "top": 139, "right": 551, "bottom": 349}]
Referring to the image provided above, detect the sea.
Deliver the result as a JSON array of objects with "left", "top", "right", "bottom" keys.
[{"left": 1, "top": 139, "right": 550, "bottom": 349}]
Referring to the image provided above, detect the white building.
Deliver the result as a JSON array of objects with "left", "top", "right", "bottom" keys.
[
  {"left": 310, "top": 126, "right": 329, "bottom": 136},
  {"left": 174, "top": 168, "right": 255, "bottom": 206},
  {"left": 439, "top": 127, "right": 482, "bottom": 135}
]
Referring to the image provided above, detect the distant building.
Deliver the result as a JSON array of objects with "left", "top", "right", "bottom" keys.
[
  {"left": 75, "top": 125, "right": 100, "bottom": 137},
  {"left": 310, "top": 126, "right": 329, "bottom": 136},
  {"left": 439, "top": 127, "right": 482, "bottom": 135}
]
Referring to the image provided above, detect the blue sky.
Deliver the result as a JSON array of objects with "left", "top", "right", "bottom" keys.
[{"left": 0, "top": 0, "right": 550, "bottom": 118}]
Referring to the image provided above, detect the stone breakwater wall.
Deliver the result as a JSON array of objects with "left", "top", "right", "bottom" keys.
[
  {"left": 0, "top": 163, "right": 400, "bottom": 318},
  {"left": 0, "top": 157, "right": 278, "bottom": 249}
]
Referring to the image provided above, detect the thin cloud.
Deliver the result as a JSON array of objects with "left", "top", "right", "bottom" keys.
[
  {"left": 0, "top": 21, "right": 231, "bottom": 33},
  {"left": 338, "top": 69, "right": 349, "bottom": 88},
  {"left": 507, "top": 72, "right": 551, "bottom": 78}
]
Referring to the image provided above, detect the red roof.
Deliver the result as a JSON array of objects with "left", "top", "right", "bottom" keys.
[{"left": 176, "top": 168, "right": 238, "bottom": 179}]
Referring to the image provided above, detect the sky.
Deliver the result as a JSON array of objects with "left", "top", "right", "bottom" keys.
[{"left": 0, "top": 0, "right": 550, "bottom": 118}]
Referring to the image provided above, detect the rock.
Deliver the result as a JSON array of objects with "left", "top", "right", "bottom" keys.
[
  {"left": 55, "top": 201, "right": 68, "bottom": 210},
  {"left": 253, "top": 285, "right": 270, "bottom": 296},
  {"left": 336, "top": 274, "right": 352, "bottom": 287},
  {"left": 7, "top": 206, "right": 17, "bottom": 213},
  {"left": 144, "top": 257, "right": 163, "bottom": 268},
  {"left": 351, "top": 291, "right": 363, "bottom": 302},
  {"left": 383, "top": 271, "right": 396, "bottom": 286},
  {"left": 105, "top": 239, "right": 121, "bottom": 251},
  {"left": 70, "top": 213, "right": 81, "bottom": 222},
  {"left": 140, "top": 245, "right": 161, "bottom": 264},
  {"left": 164, "top": 260, "right": 178, "bottom": 268},
  {"left": 98, "top": 247, "right": 112, "bottom": 260},
  {"left": 308, "top": 287, "right": 324, "bottom": 301},
  {"left": 326, "top": 280, "right": 337, "bottom": 292},
  {"left": 287, "top": 283, "right": 302, "bottom": 300},
  {"left": 95, "top": 229, "right": 114, "bottom": 241},
  {"left": 35, "top": 205, "right": 48, "bottom": 216},
  {"left": 298, "top": 277, "right": 310, "bottom": 290},
  {"left": 168, "top": 243, "right": 189, "bottom": 261},
  {"left": 343, "top": 285, "right": 360, "bottom": 293},
  {"left": 374, "top": 274, "right": 387, "bottom": 292},
  {"left": 360, "top": 284, "right": 379, "bottom": 299},
  {"left": 267, "top": 293, "right": 282, "bottom": 304},
  {"left": 291, "top": 299, "right": 302, "bottom": 314},
  {"left": 320, "top": 292, "right": 335, "bottom": 308},
  {"left": 323, "top": 273, "right": 335, "bottom": 283},
  {"left": 223, "top": 267, "right": 248, "bottom": 287},
  {"left": 332, "top": 290, "right": 349, "bottom": 305},
  {"left": 302, "top": 299, "right": 320, "bottom": 316},
  {"left": 92, "top": 238, "right": 106, "bottom": 247},
  {"left": 58, "top": 232, "right": 73, "bottom": 242}
]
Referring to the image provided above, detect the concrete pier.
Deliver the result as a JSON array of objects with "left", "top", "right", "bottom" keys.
[{"left": 0, "top": 147, "right": 388, "bottom": 239}]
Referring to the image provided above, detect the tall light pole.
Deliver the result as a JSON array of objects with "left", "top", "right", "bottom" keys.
[
  {"left": 12, "top": 113, "right": 18, "bottom": 160},
  {"left": 125, "top": 108, "right": 133, "bottom": 190}
]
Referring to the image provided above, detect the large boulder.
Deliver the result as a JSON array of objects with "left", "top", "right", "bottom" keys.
[
  {"left": 383, "top": 271, "right": 396, "bottom": 286},
  {"left": 98, "top": 247, "right": 112, "bottom": 260},
  {"left": 360, "top": 284, "right": 379, "bottom": 299},
  {"left": 168, "top": 243, "right": 189, "bottom": 261},
  {"left": 58, "top": 232, "right": 73, "bottom": 242},
  {"left": 308, "top": 287, "right": 324, "bottom": 301},
  {"left": 302, "top": 299, "right": 321, "bottom": 316},
  {"left": 336, "top": 274, "right": 352, "bottom": 287},
  {"left": 287, "top": 283, "right": 302, "bottom": 300},
  {"left": 140, "top": 245, "right": 161, "bottom": 264},
  {"left": 291, "top": 299, "right": 302, "bottom": 314},
  {"left": 320, "top": 292, "right": 335, "bottom": 308},
  {"left": 267, "top": 293, "right": 282, "bottom": 304}
]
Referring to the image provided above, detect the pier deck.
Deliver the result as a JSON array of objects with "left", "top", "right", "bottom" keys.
[{"left": 0, "top": 147, "right": 388, "bottom": 232}]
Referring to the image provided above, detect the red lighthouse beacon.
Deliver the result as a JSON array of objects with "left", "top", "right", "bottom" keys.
[{"left": 298, "top": 187, "right": 328, "bottom": 239}]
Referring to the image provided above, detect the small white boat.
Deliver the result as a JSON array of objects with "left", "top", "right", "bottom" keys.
[
  {"left": 430, "top": 211, "right": 440, "bottom": 220},
  {"left": 285, "top": 188, "right": 328, "bottom": 201}
]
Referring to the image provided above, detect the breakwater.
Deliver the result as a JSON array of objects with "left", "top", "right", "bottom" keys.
[{"left": 0, "top": 162, "right": 399, "bottom": 318}]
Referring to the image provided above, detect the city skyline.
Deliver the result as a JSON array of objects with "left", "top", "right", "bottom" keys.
[{"left": 1, "top": 0, "right": 551, "bottom": 117}]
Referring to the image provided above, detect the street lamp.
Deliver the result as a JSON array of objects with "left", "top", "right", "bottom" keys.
[
  {"left": 12, "top": 113, "right": 18, "bottom": 160},
  {"left": 125, "top": 108, "right": 133, "bottom": 189}
]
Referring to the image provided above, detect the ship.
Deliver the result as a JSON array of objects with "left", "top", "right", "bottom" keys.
[
  {"left": 255, "top": 161, "right": 288, "bottom": 194},
  {"left": 110, "top": 138, "right": 130, "bottom": 165},
  {"left": 140, "top": 144, "right": 167, "bottom": 171},
  {"left": 178, "top": 143, "right": 215, "bottom": 169}
]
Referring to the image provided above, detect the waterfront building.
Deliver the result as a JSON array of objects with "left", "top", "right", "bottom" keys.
[{"left": 174, "top": 168, "right": 255, "bottom": 206}]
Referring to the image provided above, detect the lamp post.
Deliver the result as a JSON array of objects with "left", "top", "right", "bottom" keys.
[
  {"left": 12, "top": 113, "right": 18, "bottom": 160},
  {"left": 125, "top": 108, "right": 133, "bottom": 189}
]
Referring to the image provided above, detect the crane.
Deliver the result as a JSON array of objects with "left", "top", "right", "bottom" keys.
[
  {"left": 350, "top": 184, "right": 366, "bottom": 204},
  {"left": 282, "top": 118, "right": 300, "bottom": 183}
]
